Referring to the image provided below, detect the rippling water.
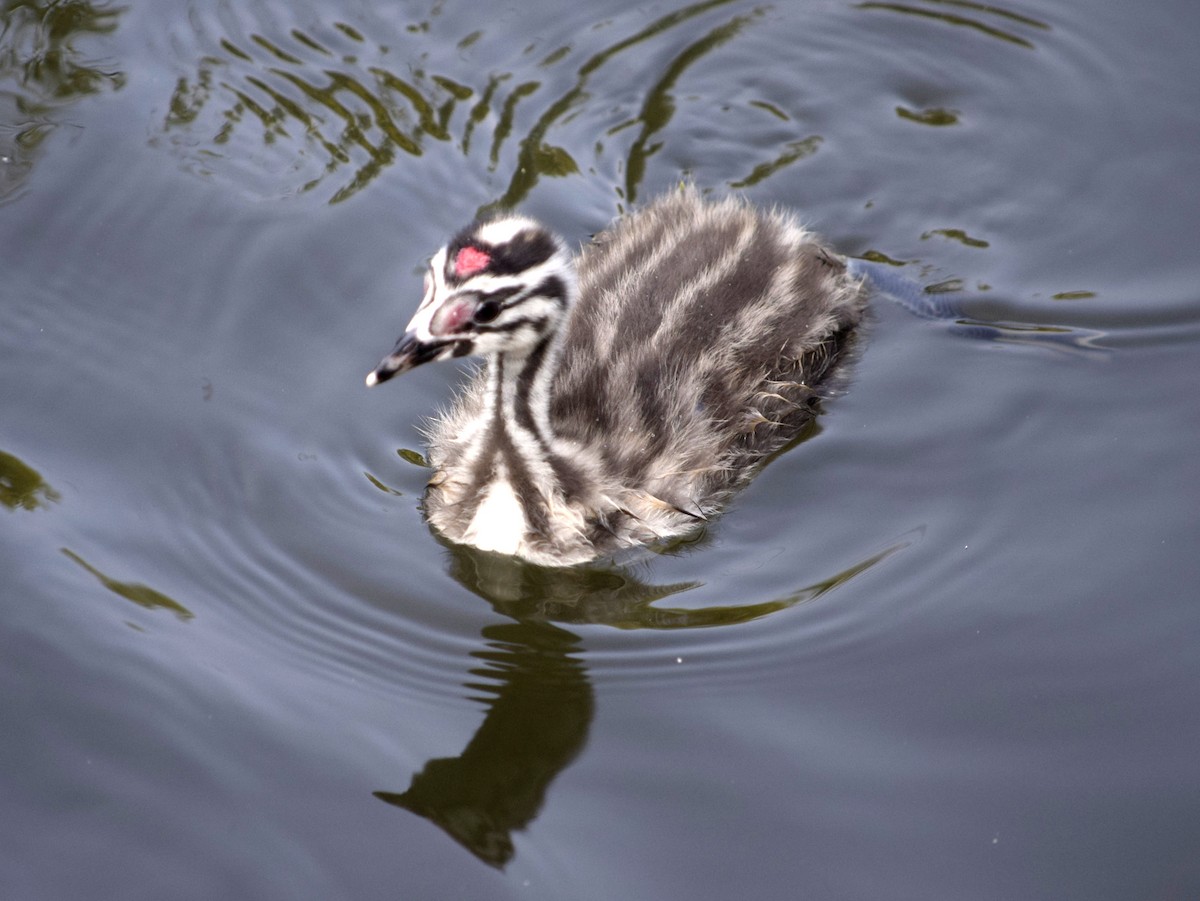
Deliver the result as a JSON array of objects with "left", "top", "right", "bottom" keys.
[{"left": 2, "top": 0, "right": 1199, "bottom": 897}]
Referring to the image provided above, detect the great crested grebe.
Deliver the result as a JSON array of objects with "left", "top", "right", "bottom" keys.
[{"left": 367, "top": 189, "right": 867, "bottom": 566}]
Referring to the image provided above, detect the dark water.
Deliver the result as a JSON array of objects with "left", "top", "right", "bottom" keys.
[{"left": 2, "top": 0, "right": 1199, "bottom": 897}]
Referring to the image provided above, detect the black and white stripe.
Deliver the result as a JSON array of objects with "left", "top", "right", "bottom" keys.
[{"left": 367, "top": 188, "right": 867, "bottom": 565}]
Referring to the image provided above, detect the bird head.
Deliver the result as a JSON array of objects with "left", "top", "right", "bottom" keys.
[{"left": 367, "top": 216, "right": 575, "bottom": 387}]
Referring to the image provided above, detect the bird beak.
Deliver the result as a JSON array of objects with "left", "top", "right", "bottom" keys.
[
  {"left": 367, "top": 277, "right": 481, "bottom": 387},
  {"left": 366, "top": 331, "right": 451, "bottom": 386}
]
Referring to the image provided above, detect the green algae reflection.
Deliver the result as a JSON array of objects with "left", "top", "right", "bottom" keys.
[
  {"left": 61, "top": 548, "right": 194, "bottom": 621},
  {"left": 0, "top": 450, "right": 60, "bottom": 511},
  {"left": 159, "top": 0, "right": 784, "bottom": 208},
  {"left": 0, "top": 0, "right": 126, "bottom": 203},
  {"left": 856, "top": 0, "right": 1049, "bottom": 49}
]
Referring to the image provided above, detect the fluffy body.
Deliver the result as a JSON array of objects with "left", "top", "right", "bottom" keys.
[{"left": 371, "top": 190, "right": 867, "bottom": 566}]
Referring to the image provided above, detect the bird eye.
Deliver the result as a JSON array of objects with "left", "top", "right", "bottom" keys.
[{"left": 474, "top": 299, "right": 502, "bottom": 324}]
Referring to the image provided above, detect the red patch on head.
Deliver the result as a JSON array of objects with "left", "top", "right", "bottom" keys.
[{"left": 455, "top": 246, "right": 491, "bottom": 277}]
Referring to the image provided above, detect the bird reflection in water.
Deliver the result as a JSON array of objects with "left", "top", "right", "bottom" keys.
[
  {"left": 374, "top": 535, "right": 907, "bottom": 868},
  {"left": 375, "top": 616, "right": 591, "bottom": 869}
]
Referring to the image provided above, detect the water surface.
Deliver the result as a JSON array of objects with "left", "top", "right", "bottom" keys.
[{"left": 2, "top": 0, "right": 1199, "bottom": 897}]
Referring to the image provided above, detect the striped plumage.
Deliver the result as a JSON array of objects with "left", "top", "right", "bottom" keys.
[{"left": 367, "top": 189, "right": 867, "bottom": 566}]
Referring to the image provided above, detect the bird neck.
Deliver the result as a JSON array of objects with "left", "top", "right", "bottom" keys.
[{"left": 483, "top": 330, "right": 562, "bottom": 460}]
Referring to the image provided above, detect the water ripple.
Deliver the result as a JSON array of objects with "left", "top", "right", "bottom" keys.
[{"left": 147, "top": 0, "right": 809, "bottom": 208}]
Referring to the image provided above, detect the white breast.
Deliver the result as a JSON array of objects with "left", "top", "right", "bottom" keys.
[{"left": 462, "top": 476, "right": 527, "bottom": 555}]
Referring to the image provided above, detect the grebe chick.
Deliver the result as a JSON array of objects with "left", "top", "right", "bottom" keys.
[{"left": 367, "top": 189, "right": 867, "bottom": 566}]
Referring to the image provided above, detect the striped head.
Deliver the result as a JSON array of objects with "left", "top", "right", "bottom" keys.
[{"left": 366, "top": 216, "right": 576, "bottom": 387}]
